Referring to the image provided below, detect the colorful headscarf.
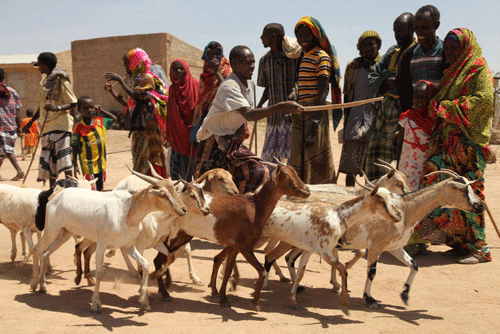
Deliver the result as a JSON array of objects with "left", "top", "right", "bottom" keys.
[
  {"left": 429, "top": 28, "right": 494, "bottom": 147},
  {"left": 295, "top": 16, "right": 342, "bottom": 128},
  {"left": 166, "top": 59, "right": 199, "bottom": 156},
  {"left": 294, "top": 16, "right": 341, "bottom": 95},
  {"left": 201, "top": 41, "right": 223, "bottom": 62},
  {"left": 126, "top": 48, "right": 169, "bottom": 130}
]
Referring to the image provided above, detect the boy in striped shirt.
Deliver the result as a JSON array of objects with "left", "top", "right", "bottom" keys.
[{"left": 71, "top": 96, "right": 115, "bottom": 191}]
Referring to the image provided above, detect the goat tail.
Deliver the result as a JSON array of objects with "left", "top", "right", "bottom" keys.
[
  {"left": 35, "top": 188, "right": 55, "bottom": 231},
  {"left": 35, "top": 179, "right": 78, "bottom": 231}
]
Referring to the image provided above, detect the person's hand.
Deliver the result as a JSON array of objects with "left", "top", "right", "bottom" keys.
[
  {"left": 44, "top": 103, "right": 57, "bottom": 112},
  {"left": 305, "top": 121, "right": 319, "bottom": 146},
  {"left": 209, "top": 58, "right": 220, "bottom": 71},
  {"left": 386, "top": 77, "right": 396, "bottom": 87},
  {"left": 281, "top": 101, "right": 305, "bottom": 114},
  {"left": 104, "top": 72, "right": 123, "bottom": 83}
]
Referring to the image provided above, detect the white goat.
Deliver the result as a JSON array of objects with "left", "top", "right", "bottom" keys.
[
  {"left": 0, "top": 178, "right": 95, "bottom": 264},
  {"left": 259, "top": 160, "right": 411, "bottom": 288},
  {"left": 263, "top": 186, "right": 403, "bottom": 313},
  {"left": 330, "top": 169, "right": 484, "bottom": 309},
  {"left": 74, "top": 173, "right": 212, "bottom": 287},
  {"left": 30, "top": 168, "right": 188, "bottom": 313}
]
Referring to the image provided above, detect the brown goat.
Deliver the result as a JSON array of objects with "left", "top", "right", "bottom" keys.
[{"left": 153, "top": 163, "right": 311, "bottom": 308}]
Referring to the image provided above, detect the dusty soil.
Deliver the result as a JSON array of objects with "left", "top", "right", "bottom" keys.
[{"left": 0, "top": 125, "right": 499, "bottom": 334}]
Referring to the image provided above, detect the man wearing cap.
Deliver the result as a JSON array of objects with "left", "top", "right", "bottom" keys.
[
  {"left": 23, "top": 52, "right": 77, "bottom": 187},
  {"left": 337, "top": 30, "right": 382, "bottom": 186}
]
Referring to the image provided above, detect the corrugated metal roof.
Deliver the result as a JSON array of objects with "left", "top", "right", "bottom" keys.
[{"left": 0, "top": 54, "right": 38, "bottom": 65}]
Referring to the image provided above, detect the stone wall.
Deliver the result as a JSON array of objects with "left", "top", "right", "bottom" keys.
[{"left": 71, "top": 33, "right": 203, "bottom": 114}]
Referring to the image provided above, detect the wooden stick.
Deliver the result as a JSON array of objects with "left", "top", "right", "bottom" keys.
[
  {"left": 96, "top": 107, "right": 118, "bottom": 120},
  {"left": 22, "top": 77, "right": 60, "bottom": 185},
  {"left": 303, "top": 96, "right": 384, "bottom": 112},
  {"left": 484, "top": 201, "right": 500, "bottom": 241}
]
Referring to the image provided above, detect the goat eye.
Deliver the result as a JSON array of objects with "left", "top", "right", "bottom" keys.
[{"left": 159, "top": 192, "right": 166, "bottom": 198}]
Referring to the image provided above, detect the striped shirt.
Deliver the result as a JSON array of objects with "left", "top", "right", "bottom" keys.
[
  {"left": 71, "top": 117, "right": 113, "bottom": 175},
  {"left": 409, "top": 39, "right": 444, "bottom": 89},
  {"left": 298, "top": 46, "right": 331, "bottom": 103},
  {"left": 0, "top": 86, "right": 22, "bottom": 132}
]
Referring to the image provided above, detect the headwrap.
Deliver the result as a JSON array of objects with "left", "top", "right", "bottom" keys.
[
  {"left": 429, "top": 28, "right": 494, "bottom": 147},
  {"left": 125, "top": 48, "right": 169, "bottom": 135},
  {"left": 400, "top": 80, "right": 436, "bottom": 136},
  {"left": 202, "top": 41, "right": 223, "bottom": 62},
  {"left": 194, "top": 42, "right": 232, "bottom": 125},
  {"left": 295, "top": 16, "right": 343, "bottom": 128},
  {"left": 357, "top": 30, "right": 382, "bottom": 69},
  {"left": 282, "top": 36, "right": 302, "bottom": 59},
  {"left": 166, "top": 59, "right": 199, "bottom": 156}
]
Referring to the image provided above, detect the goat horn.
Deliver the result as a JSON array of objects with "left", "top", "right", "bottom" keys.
[
  {"left": 374, "top": 162, "right": 394, "bottom": 172},
  {"left": 262, "top": 161, "right": 278, "bottom": 169},
  {"left": 67, "top": 176, "right": 78, "bottom": 182},
  {"left": 127, "top": 165, "right": 159, "bottom": 185},
  {"left": 273, "top": 156, "right": 286, "bottom": 166},
  {"left": 376, "top": 158, "right": 396, "bottom": 170},
  {"left": 360, "top": 169, "right": 375, "bottom": 188},
  {"left": 355, "top": 177, "right": 373, "bottom": 191},
  {"left": 424, "top": 169, "right": 459, "bottom": 180},
  {"left": 147, "top": 161, "right": 164, "bottom": 180}
]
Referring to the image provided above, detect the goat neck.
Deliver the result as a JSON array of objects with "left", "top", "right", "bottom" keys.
[{"left": 399, "top": 181, "right": 451, "bottom": 229}]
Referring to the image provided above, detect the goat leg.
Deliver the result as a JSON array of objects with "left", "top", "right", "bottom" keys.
[
  {"left": 218, "top": 248, "right": 238, "bottom": 307},
  {"left": 209, "top": 247, "right": 229, "bottom": 296},
  {"left": 153, "top": 252, "right": 171, "bottom": 301}
]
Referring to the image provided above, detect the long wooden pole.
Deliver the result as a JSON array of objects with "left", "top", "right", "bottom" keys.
[
  {"left": 484, "top": 201, "right": 500, "bottom": 241},
  {"left": 22, "top": 77, "right": 60, "bottom": 185},
  {"left": 303, "top": 96, "right": 384, "bottom": 112}
]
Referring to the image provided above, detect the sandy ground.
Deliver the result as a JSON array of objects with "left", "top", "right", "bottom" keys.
[{"left": 0, "top": 124, "right": 499, "bottom": 334}]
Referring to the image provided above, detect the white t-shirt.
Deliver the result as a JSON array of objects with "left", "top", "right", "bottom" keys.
[{"left": 196, "top": 73, "right": 252, "bottom": 142}]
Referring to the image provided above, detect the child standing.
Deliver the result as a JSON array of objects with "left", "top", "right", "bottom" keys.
[
  {"left": 21, "top": 109, "right": 40, "bottom": 158},
  {"left": 398, "top": 80, "right": 436, "bottom": 190},
  {"left": 71, "top": 96, "right": 115, "bottom": 191}
]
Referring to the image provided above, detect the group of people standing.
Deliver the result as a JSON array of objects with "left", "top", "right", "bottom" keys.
[{"left": 0, "top": 5, "right": 494, "bottom": 264}]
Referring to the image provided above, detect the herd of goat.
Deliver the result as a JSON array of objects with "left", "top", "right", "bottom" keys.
[{"left": 0, "top": 160, "right": 484, "bottom": 314}]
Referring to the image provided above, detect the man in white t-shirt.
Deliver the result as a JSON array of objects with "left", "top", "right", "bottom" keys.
[{"left": 196, "top": 45, "right": 303, "bottom": 193}]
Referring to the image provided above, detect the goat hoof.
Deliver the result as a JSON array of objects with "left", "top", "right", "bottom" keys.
[
  {"left": 340, "top": 305, "right": 350, "bottom": 316},
  {"left": 91, "top": 302, "right": 102, "bottom": 314},
  {"left": 74, "top": 276, "right": 82, "bottom": 286},
  {"left": 296, "top": 285, "right": 306, "bottom": 293},
  {"left": 38, "top": 287, "right": 47, "bottom": 294},
  {"left": 289, "top": 302, "right": 301, "bottom": 310},
  {"left": 401, "top": 291, "right": 409, "bottom": 305},
  {"left": 220, "top": 301, "right": 231, "bottom": 307},
  {"left": 365, "top": 297, "right": 381, "bottom": 309},
  {"left": 192, "top": 278, "right": 203, "bottom": 286},
  {"left": 279, "top": 277, "right": 291, "bottom": 283},
  {"left": 161, "top": 295, "right": 172, "bottom": 302}
]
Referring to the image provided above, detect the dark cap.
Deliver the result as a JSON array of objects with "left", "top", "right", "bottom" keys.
[{"left": 34, "top": 52, "right": 57, "bottom": 70}]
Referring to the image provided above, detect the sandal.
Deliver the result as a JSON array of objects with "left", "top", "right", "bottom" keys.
[
  {"left": 458, "top": 253, "right": 491, "bottom": 264},
  {"left": 11, "top": 171, "right": 25, "bottom": 181}
]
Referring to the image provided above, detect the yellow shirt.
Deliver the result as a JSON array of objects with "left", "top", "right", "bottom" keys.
[{"left": 38, "top": 77, "right": 77, "bottom": 133}]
